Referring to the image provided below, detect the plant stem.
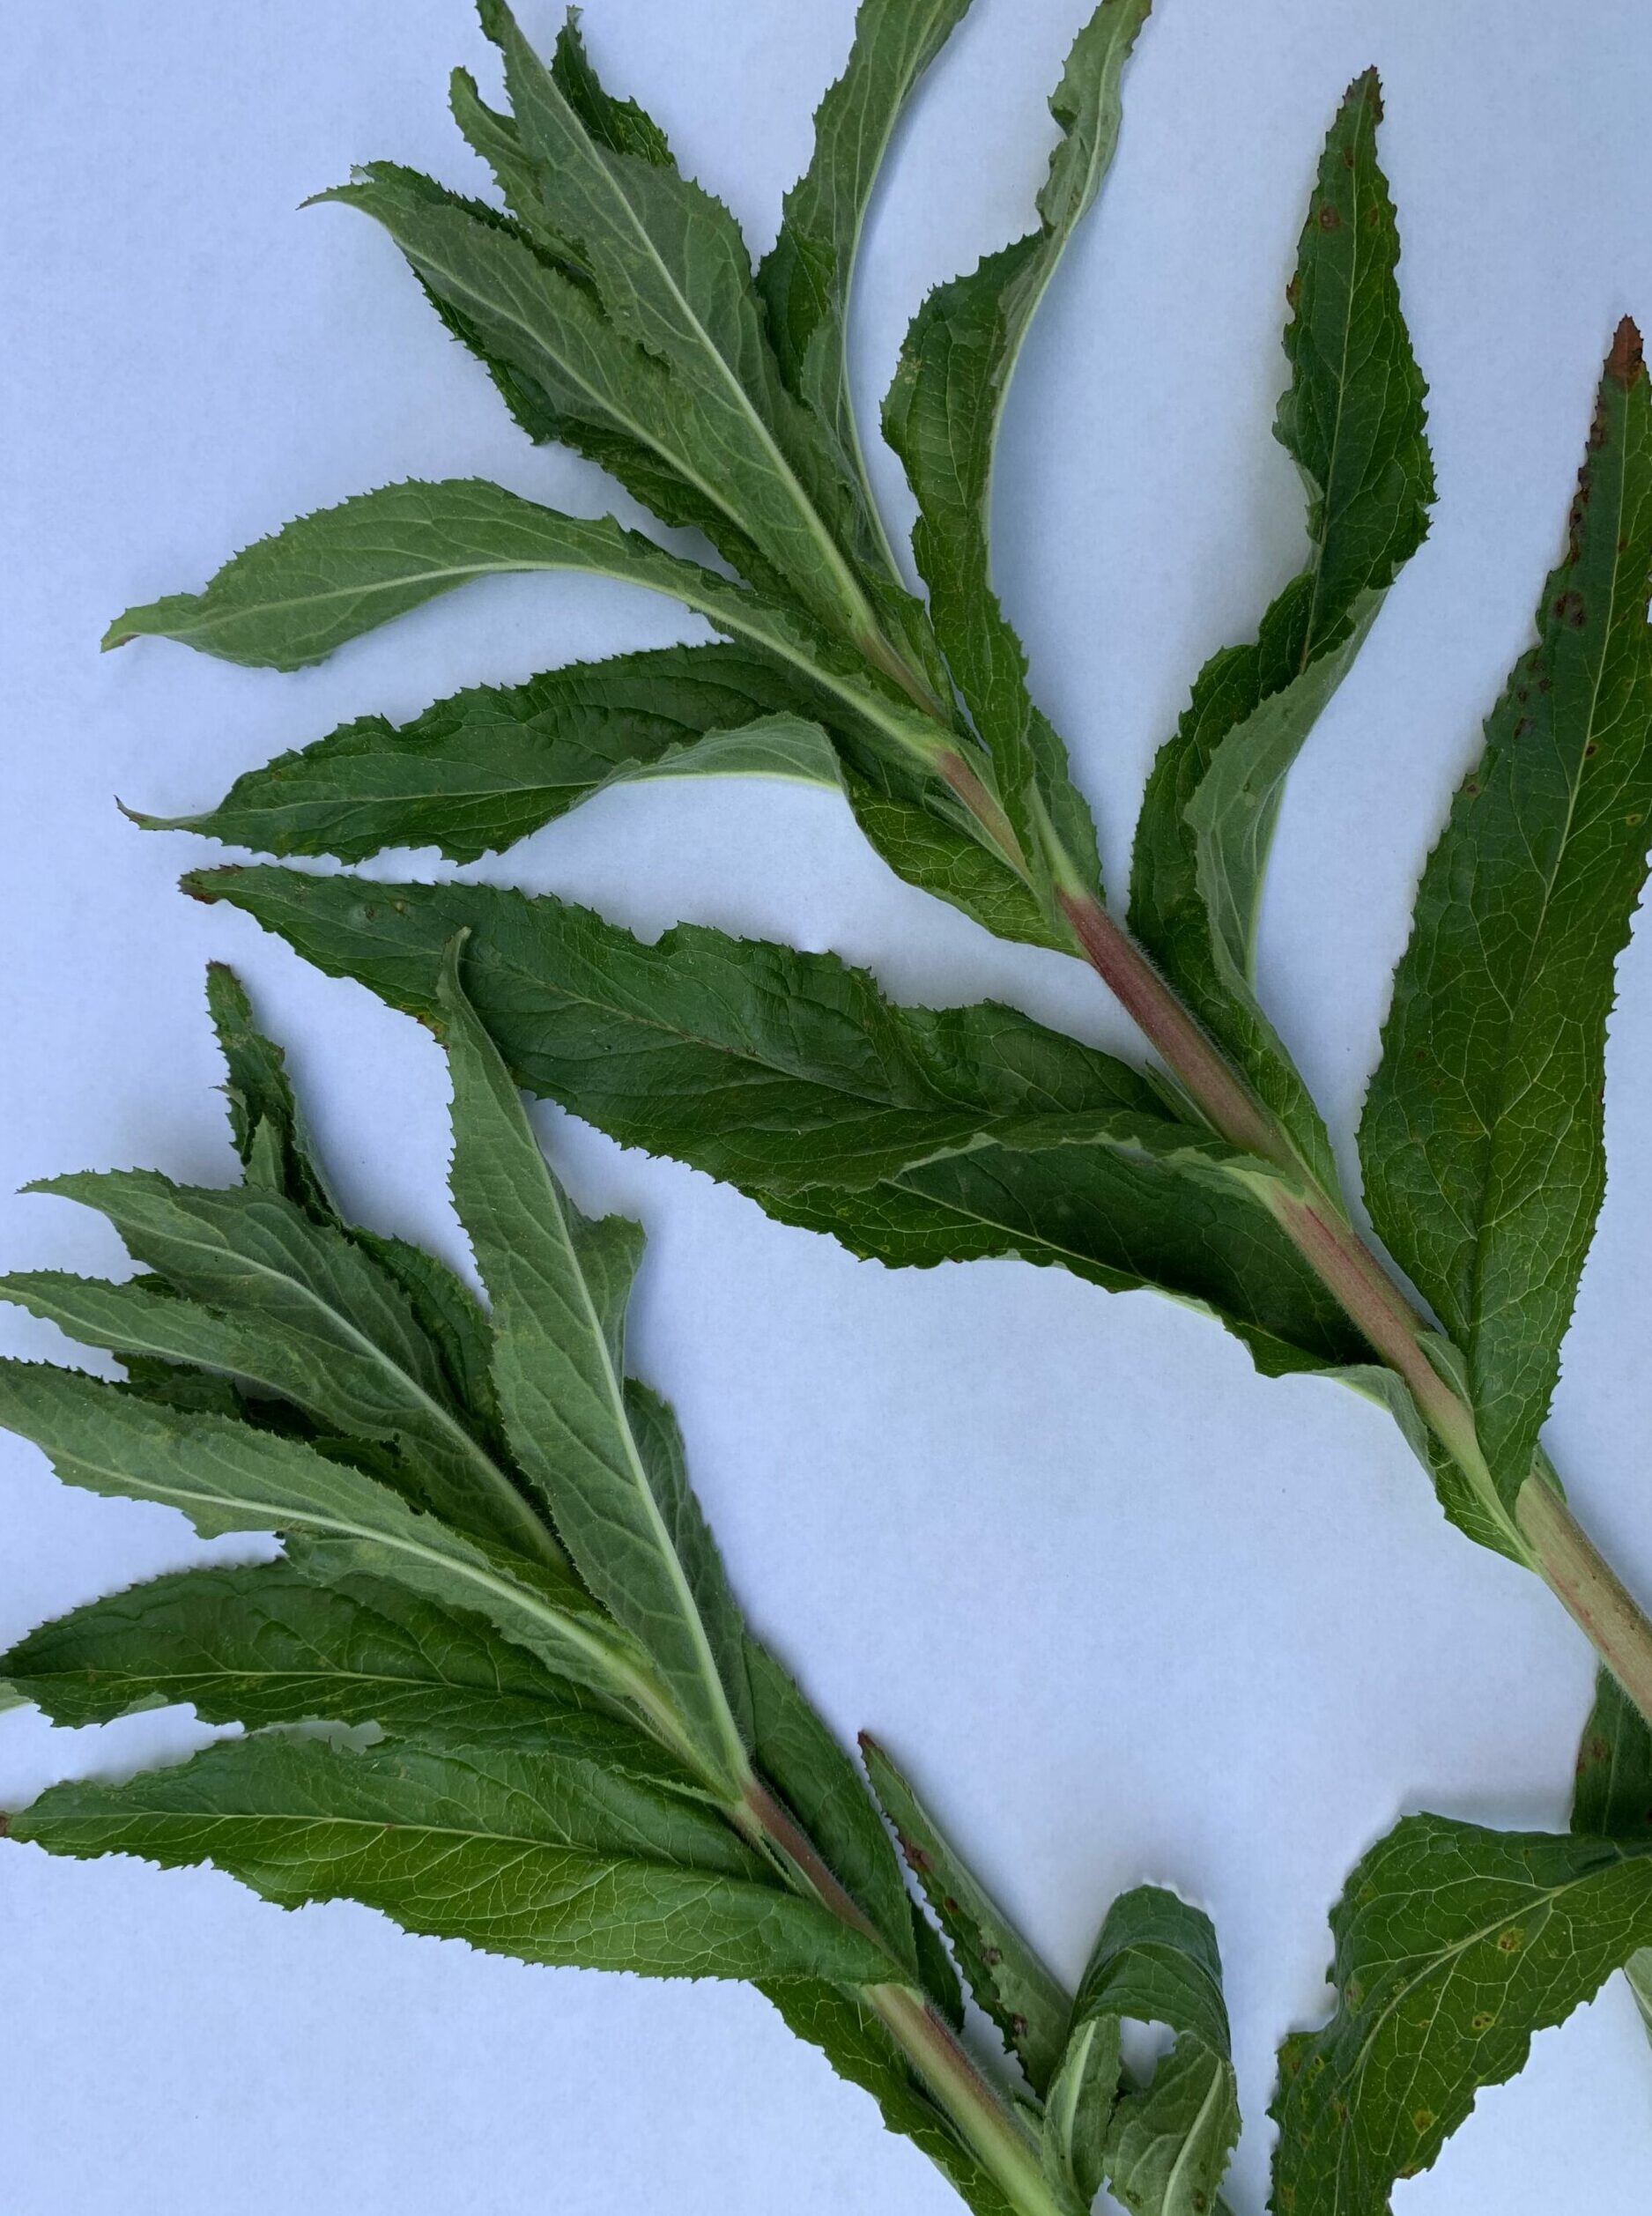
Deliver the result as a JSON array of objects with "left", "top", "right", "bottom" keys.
[
  {"left": 1517, "top": 1478, "right": 1652, "bottom": 1723},
  {"left": 1056, "top": 893, "right": 1283, "bottom": 1164},
  {"left": 1053, "top": 887, "right": 1652, "bottom": 1721},
  {"left": 741, "top": 1777, "right": 1063, "bottom": 2216}
]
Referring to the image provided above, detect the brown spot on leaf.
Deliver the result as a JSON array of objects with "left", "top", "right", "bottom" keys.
[
  {"left": 1011, "top": 2013, "right": 1029, "bottom": 2039},
  {"left": 1317, "top": 204, "right": 1342, "bottom": 232},
  {"left": 1608, "top": 315, "right": 1644, "bottom": 387},
  {"left": 1471, "top": 2011, "right": 1496, "bottom": 2031},
  {"left": 1412, "top": 2109, "right": 1435, "bottom": 2134},
  {"left": 982, "top": 1944, "right": 1004, "bottom": 1967},
  {"left": 1497, "top": 1925, "right": 1525, "bottom": 1953},
  {"left": 1552, "top": 589, "right": 1587, "bottom": 629}
]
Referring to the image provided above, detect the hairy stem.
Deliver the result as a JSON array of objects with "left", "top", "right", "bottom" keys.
[{"left": 741, "top": 1776, "right": 1063, "bottom": 2216}]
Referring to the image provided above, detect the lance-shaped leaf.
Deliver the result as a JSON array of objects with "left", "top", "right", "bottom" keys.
[
  {"left": 107, "top": 472, "right": 1048, "bottom": 945},
  {"left": 11, "top": 1172, "right": 556, "bottom": 1568},
  {"left": 1573, "top": 1669, "right": 1652, "bottom": 2042},
  {"left": 103, "top": 478, "right": 960, "bottom": 796},
  {"left": 188, "top": 866, "right": 1371, "bottom": 1379},
  {"left": 472, "top": 1, "right": 885, "bottom": 650},
  {"left": 1131, "top": 71, "right": 1433, "bottom": 1191},
  {"left": 1271, "top": 1812, "right": 1652, "bottom": 2216},
  {"left": 6, "top": 1728, "right": 892, "bottom": 1984},
  {"left": 1042, "top": 1886, "right": 1237, "bottom": 2216},
  {"left": 759, "top": 0, "right": 972, "bottom": 554},
  {"left": 317, "top": 162, "right": 807, "bottom": 589},
  {"left": 863, "top": 1735, "right": 1068, "bottom": 2094},
  {"left": 0, "top": 1357, "right": 656, "bottom": 1716},
  {"left": 439, "top": 938, "right": 755, "bottom": 1790},
  {"left": 142, "top": 642, "right": 841, "bottom": 863},
  {"left": 207, "top": 964, "right": 505, "bottom": 1452},
  {"left": 885, "top": 0, "right": 1152, "bottom": 900},
  {"left": 1360, "top": 322, "right": 1652, "bottom": 1500},
  {"left": 0, "top": 1559, "right": 683, "bottom": 1788},
  {"left": 205, "top": 962, "right": 337, "bottom": 1219}
]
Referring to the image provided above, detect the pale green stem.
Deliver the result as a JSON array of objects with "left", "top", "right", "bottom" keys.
[{"left": 741, "top": 1777, "right": 1063, "bottom": 2216}]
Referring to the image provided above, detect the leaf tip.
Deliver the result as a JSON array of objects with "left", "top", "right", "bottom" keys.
[
  {"left": 1607, "top": 315, "right": 1645, "bottom": 388},
  {"left": 1345, "top": 63, "right": 1383, "bottom": 118}
]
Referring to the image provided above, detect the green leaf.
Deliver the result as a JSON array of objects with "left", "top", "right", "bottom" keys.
[
  {"left": 0, "top": 1557, "right": 689, "bottom": 1787},
  {"left": 439, "top": 937, "right": 754, "bottom": 1790},
  {"left": 759, "top": 0, "right": 972, "bottom": 567},
  {"left": 884, "top": 0, "right": 1151, "bottom": 900},
  {"left": 105, "top": 478, "right": 961, "bottom": 797},
  {"left": 8, "top": 1728, "right": 889, "bottom": 1983},
  {"left": 203, "top": 965, "right": 508, "bottom": 1463},
  {"left": 1573, "top": 1669, "right": 1652, "bottom": 2042},
  {"left": 472, "top": 1, "right": 885, "bottom": 652},
  {"left": 863, "top": 1734, "right": 1068, "bottom": 2094},
  {"left": 1270, "top": 1812, "right": 1652, "bottom": 2216},
  {"left": 841, "top": 761, "right": 1070, "bottom": 952},
  {"left": 142, "top": 643, "right": 840, "bottom": 863},
  {"left": 0, "top": 1357, "right": 658, "bottom": 1716},
  {"left": 1131, "top": 70, "right": 1433, "bottom": 1192},
  {"left": 345, "top": 1227, "right": 507, "bottom": 1458},
  {"left": 1360, "top": 322, "right": 1652, "bottom": 1501},
  {"left": 315, "top": 161, "right": 818, "bottom": 587},
  {"left": 762, "top": 1981, "right": 1019, "bottom": 2216},
  {"left": 187, "top": 866, "right": 1372, "bottom": 1379},
  {"left": 204, "top": 963, "right": 337, "bottom": 1219},
  {"left": 744, "top": 1636, "right": 915, "bottom": 1971},
  {"left": 1044, "top": 1886, "right": 1237, "bottom": 2216},
  {"left": 14, "top": 1171, "right": 557, "bottom": 1569}
]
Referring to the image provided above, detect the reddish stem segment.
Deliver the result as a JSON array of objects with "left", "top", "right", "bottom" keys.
[
  {"left": 1057, "top": 893, "right": 1282, "bottom": 1162},
  {"left": 741, "top": 1778, "right": 1062, "bottom": 2216},
  {"left": 1050, "top": 889, "right": 1652, "bottom": 1714}
]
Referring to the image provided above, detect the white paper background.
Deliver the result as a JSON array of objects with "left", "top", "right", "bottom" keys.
[{"left": 5, "top": 3, "right": 1652, "bottom": 2208}]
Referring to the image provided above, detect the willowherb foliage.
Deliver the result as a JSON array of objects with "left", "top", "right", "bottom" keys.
[
  {"left": 10, "top": 1, "right": 1652, "bottom": 2207},
  {"left": 2, "top": 960, "right": 1244, "bottom": 2216}
]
